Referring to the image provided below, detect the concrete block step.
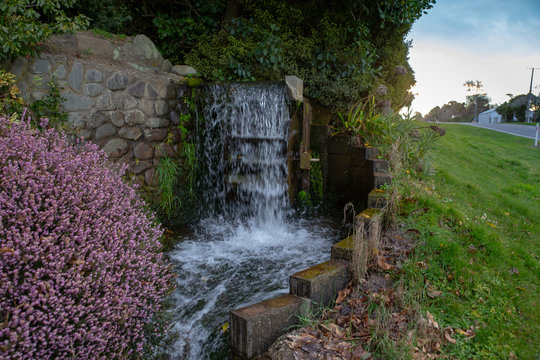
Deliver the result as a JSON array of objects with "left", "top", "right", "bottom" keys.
[
  {"left": 365, "top": 146, "right": 379, "bottom": 159},
  {"left": 374, "top": 172, "right": 392, "bottom": 188},
  {"left": 331, "top": 236, "right": 353, "bottom": 261},
  {"left": 368, "top": 188, "right": 390, "bottom": 209},
  {"left": 368, "top": 158, "right": 389, "bottom": 173},
  {"left": 355, "top": 208, "right": 383, "bottom": 238},
  {"left": 289, "top": 260, "right": 351, "bottom": 307},
  {"left": 230, "top": 294, "right": 311, "bottom": 359}
]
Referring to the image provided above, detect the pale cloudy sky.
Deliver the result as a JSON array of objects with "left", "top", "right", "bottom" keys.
[{"left": 407, "top": 0, "right": 540, "bottom": 115}]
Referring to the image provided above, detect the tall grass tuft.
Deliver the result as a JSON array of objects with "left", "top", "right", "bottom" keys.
[{"left": 156, "top": 157, "right": 181, "bottom": 218}]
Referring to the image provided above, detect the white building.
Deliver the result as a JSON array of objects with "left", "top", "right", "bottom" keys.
[{"left": 477, "top": 108, "right": 502, "bottom": 124}]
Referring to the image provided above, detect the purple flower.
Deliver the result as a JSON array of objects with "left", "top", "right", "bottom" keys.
[{"left": 0, "top": 114, "right": 174, "bottom": 359}]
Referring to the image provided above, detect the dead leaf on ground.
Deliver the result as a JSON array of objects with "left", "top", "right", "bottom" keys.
[
  {"left": 443, "top": 327, "right": 456, "bottom": 344},
  {"left": 377, "top": 255, "right": 394, "bottom": 271},
  {"left": 425, "top": 311, "right": 439, "bottom": 329},
  {"left": 336, "top": 285, "right": 352, "bottom": 305}
]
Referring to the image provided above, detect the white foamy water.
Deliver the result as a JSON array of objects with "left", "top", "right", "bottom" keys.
[{"left": 167, "top": 217, "right": 338, "bottom": 359}]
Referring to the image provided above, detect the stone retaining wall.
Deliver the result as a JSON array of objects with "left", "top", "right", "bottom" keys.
[{"left": 7, "top": 32, "right": 194, "bottom": 188}]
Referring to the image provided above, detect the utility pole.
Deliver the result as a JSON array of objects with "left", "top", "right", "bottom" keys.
[{"left": 526, "top": 67, "right": 539, "bottom": 123}]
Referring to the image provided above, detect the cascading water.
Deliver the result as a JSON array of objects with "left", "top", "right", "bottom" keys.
[{"left": 167, "top": 83, "right": 339, "bottom": 359}]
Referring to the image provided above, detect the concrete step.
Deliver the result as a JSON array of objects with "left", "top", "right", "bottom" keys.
[
  {"left": 230, "top": 294, "right": 311, "bottom": 359},
  {"left": 355, "top": 208, "right": 383, "bottom": 238},
  {"left": 289, "top": 260, "right": 351, "bottom": 307},
  {"left": 331, "top": 208, "right": 384, "bottom": 262},
  {"left": 368, "top": 188, "right": 390, "bottom": 209},
  {"left": 374, "top": 172, "right": 392, "bottom": 188},
  {"left": 331, "top": 236, "right": 353, "bottom": 261},
  {"left": 365, "top": 146, "right": 379, "bottom": 159},
  {"left": 368, "top": 158, "right": 389, "bottom": 173}
]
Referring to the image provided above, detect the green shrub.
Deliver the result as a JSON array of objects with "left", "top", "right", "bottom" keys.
[{"left": 0, "top": 0, "right": 89, "bottom": 60}]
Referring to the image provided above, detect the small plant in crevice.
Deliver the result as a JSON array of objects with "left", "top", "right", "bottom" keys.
[
  {"left": 28, "top": 76, "right": 69, "bottom": 131},
  {"left": 156, "top": 156, "right": 182, "bottom": 219}
]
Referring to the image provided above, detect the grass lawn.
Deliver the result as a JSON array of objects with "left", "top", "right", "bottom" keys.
[{"left": 399, "top": 125, "right": 539, "bottom": 359}]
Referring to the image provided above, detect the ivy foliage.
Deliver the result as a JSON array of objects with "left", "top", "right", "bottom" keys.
[{"left": 0, "top": 0, "right": 89, "bottom": 60}]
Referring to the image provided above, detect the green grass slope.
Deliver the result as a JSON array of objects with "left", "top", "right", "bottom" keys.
[{"left": 400, "top": 125, "right": 539, "bottom": 359}]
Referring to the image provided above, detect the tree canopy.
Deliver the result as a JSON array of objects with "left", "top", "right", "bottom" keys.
[{"left": 2, "top": 0, "right": 436, "bottom": 113}]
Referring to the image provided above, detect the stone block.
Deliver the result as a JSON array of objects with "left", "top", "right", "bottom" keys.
[
  {"left": 103, "top": 138, "right": 128, "bottom": 158},
  {"left": 143, "top": 128, "right": 167, "bottom": 142},
  {"left": 119, "top": 126, "right": 142, "bottom": 140},
  {"left": 133, "top": 142, "right": 154, "bottom": 160},
  {"left": 78, "top": 128, "right": 93, "bottom": 140},
  {"left": 128, "top": 81, "right": 146, "bottom": 98},
  {"left": 285, "top": 76, "right": 303, "bottom": 102},
  {"left": 44, "top": 34, "right": 77, "bottom": 53},
  {"left": 367, "top": 189, "right": 390, "bottom": 210},
  {"left": 53, "top": 65, "right": 67, "bottom": 79},
  {"left": 10, "top": 57, "right": 28, "bottom": 80},
  {"left": 96, "top": 90, "right": 116, "bottom": 111},
  {"left": 144, "top": 168, "right": 158, "bottom": 186},
  {"left": 109, "top": 111, "right": 125, "bottom": 127},
  {"left": 155, "top": 100, "right": 168, "bottom": 115},
  {"left": 32, "top": 59, "right": 51, "bottom": 74},
  {"left": 88, "top": 112, "right": 107, "bottom": 128},
  {"left": 133, "top": 35, "right": 162, "bottom": 62},
  {"left": 129, "top": 160, "right": 153, "bottom": 174},
  {"left": 170, "top": 110, "right": 180, "bottom": 125},
  {"left": 76, "top": 33, "right": 115, "bottom": 59},
  {"left": 107, "top": 71, "right": 129, "bottom": 90},
  {"left": 68, "top": 63, "right": 83, "bottom": 91},
  {"left": 374, "top": 172, "right": 392, "bottom": 188},
  {"left": 154, "top": 143, "right": 174, "bottom": 158},
  {"left": 31, "top": 91, "right": 47, "bottom": 101},
  {"left": 146, "top": 117, "right": 170, "bottom": 128},
  {"left": 95, "top": 123, "right": 117, "bottom": 140},
  {"left": 331, "top": 236, "right": 353, "bottom": 261},
  {"left": 84, "top": 83, "right": 103, "bottom": 97},
  {"left": 160, "top": 79, "right": 178, "bottom": 99},
  {"left": 85, "top": 69, "right": 103, "bottom": 83},
  {"left": 370, "top": 159, "right": 389, "bottom": 173},
  {"left": 115, "top": 93, "right": 137, "bottom": 110},
  {"left": 162, "top": 59, "right": 173, "bottom": 72},
  {"left": 171, "top": 65, "right": 197, "bottom": 76},
  {"left": 125, "top": 109, "right": 145, "bottom": 125},
  {"left": 67, "top": 112, "right": 86, "bottom": 128},
  {"left": 138, "top": 99, "right": 155, "bottom": 116},
  {"left": 230, "top": 294, "right": 310, "bottom": 359},
  {"left": 365, "top": 147, "right": 379, "bottom": 159},
  {"left": 145, "top": 83, "right": 158, "bottom": 99},
  {"left": 62, "top": 92, "right": 93, "bottom": 111},
  {"left": 289, "top": 260, "right": 351, "bottom": 307}
]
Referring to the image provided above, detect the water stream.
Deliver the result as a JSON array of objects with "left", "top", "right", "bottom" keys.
[{"left": 166, "top": 83, "right": 339, "bottom": 359}]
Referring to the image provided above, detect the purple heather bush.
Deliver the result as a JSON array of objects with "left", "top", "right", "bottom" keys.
[{"left": 0, "top": 113, "right": 174, "bottom": 359}]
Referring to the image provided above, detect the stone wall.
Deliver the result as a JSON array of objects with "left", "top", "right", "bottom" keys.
[{"left": 7, "top": 31, "right": 195, "bottom": 188}]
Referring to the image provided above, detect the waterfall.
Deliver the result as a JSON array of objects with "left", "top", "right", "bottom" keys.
[
  {"left": 197, "top": 82, "right": 292, "bottom": 223},
  {"left": 166, "top": 82, "right": 337, "bottom": 359}
]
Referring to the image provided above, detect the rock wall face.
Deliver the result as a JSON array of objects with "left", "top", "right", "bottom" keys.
[{"left": 7, "top": 32, "right": 195, "bottom": 188}]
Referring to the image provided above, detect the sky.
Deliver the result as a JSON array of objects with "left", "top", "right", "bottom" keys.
[{"left": 407, "top": 0, "right": 540, "bottom": 115}]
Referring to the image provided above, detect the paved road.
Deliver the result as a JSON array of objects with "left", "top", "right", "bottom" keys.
[{"left": 461, "top": 123, "right": 539, "bottom": 140}]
